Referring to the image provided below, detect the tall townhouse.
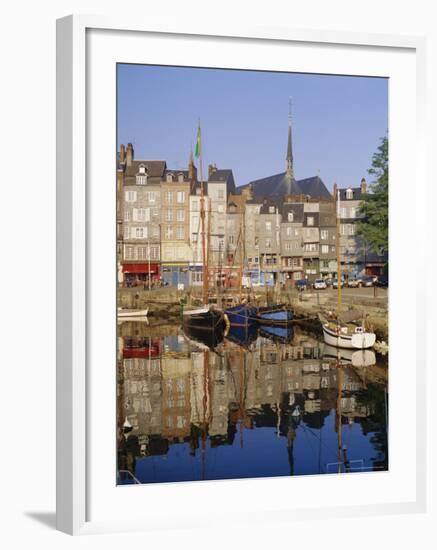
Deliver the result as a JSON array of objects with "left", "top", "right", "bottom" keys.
[
  {"left": 188, "top": 177, "right": 210, "bottom": 287},
  {"left": 319, "top": 200, "right": 337, "bottom": 279},
  {"left": 207, "top": 165, "right": 236, "bottom": 268},
  {"left": 119, "top": 143, "right": 164, "bottom": 287},
  {"left": 302, "top": 202, "right": 320, "bottom": 281},
  {"left": 160, "top": 169, "right": 192, "bottom": 288},
  {"left": 225, "top": 194, "right": 246, "bottom": 288},
  {"left": 280, "top": 202, "right": 304, "bottom": 284},
  {"left": 258, "top": 199, "right": 282, "bottom": 286},
  {"left": 336, "top": 178, "right": 386, "bottom": 278}
]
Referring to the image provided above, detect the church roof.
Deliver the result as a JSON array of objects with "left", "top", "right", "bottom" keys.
[{"left": 239, "top": 173, "right": 331, "bottom": 200}]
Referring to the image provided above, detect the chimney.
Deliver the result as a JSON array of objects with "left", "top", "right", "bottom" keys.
[
  {"left": 360, "top": 177, "right": 368, "bottom": 194},
  {"left": 120, "top": 144, "right": 125, "bottom": 163},
  {"left": 333, "top": 183, "right": 338, "bottom": 200},
  {"left": 241, "top": 183, "right": 253, "bottom": 201},
  {"left": 126, "top": 143, "right": 134, "bottom": 166},
  {"left": 208, "top": 163, "right": 217, "bottom": 179}
]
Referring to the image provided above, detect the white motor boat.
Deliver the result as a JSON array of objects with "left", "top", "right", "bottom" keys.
[
  {"left": 319, "top": 312, "right": 376, "bottom": 350},
  {"left": 117, "top": 307, "right": 148, "bottom": 319}
]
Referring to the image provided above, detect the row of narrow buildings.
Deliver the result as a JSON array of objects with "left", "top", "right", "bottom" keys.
[{"left": 117, "top": 121, "right": 386, "bottom": 288}]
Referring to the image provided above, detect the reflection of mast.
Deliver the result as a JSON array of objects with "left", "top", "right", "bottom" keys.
[
  {"left": 239, "top": 346, "right": 244, "bottom": 448},
  {"left": 201, "top": 349, "right": 209, "bottom": 480}
]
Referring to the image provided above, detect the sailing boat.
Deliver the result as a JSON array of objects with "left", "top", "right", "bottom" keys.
[
  {"left": 320, "top": 190, "right": 376, "bottom": 350},
  {"left": 225, "top": 199, "right": 257, "bottom": 328},
  {"left": 183, "top": 122, "right": 225, "bottom": 345}
]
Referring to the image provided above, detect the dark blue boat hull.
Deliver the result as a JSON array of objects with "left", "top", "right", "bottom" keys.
[{"left": 225, "top": 304, "right": 257, "bottom": 327}]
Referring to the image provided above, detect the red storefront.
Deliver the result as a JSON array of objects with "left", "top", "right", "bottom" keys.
[{"left": 122, "top": 263, "right": 160, "bottom": 287}]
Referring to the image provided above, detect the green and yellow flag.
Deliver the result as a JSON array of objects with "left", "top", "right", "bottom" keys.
[{"left": 194, "top": 124, "right": 201, "bottom": 158}]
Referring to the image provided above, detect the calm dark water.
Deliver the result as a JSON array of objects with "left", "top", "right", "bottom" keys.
[{"left": 117, "top": 323, "right": 388, "bottom": 484}]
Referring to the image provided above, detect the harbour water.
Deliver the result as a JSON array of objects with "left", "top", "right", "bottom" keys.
[{"left": 117, "top": 322, "right": 388, "bottom": 484}]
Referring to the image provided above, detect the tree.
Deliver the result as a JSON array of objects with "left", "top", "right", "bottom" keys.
[{"left": 357, "top": 136, "right": 388, "bottom": 255}]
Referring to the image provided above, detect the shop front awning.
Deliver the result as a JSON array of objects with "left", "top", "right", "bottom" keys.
[{"left": 122, "top": 263, "right": 158, "bottom": 274}]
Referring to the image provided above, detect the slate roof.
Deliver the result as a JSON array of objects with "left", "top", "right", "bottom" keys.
[
  {"left": 280, "top": 202, "right": 304, "bottom": 222},
  {"left": 239, "top": 173, "right": 331, "bottom": 200},
  {"left": 298, "top": 176, "right": 332, "bottom": 200},
  {"left": 124, "top": 160, "right": 166, "bottom": 179},
  {"left": 208, "top": 168, "right": 236, "bottom": 195},
  {"left": 338, "top": 187, "right": 364, "bottom": 200}
]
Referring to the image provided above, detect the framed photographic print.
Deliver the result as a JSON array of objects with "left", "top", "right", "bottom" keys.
[{"left": 56, "top": 15, "right": 427, "bottom": 535}]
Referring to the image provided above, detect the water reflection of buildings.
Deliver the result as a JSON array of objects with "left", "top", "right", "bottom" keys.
[{"left": 117, "top": 325, "right": 383, "bottom": 472}]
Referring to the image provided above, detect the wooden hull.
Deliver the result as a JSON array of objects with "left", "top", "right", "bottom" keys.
[
  {"left": 322, "top": 323, "right": 376, "bottom": 349},
  {"left": 182, "top": 307, "right": 225, "bottom": 348}
]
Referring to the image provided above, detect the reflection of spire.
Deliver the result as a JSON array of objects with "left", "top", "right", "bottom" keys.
[{"left": 286, "top": 97, "right": 294, "bottom": 179}]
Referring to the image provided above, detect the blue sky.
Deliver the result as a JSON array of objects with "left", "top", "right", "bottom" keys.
[{"left": 117, "top": 64, "right": 388, "bottom": 191}]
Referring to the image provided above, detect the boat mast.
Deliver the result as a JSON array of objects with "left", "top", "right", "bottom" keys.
[
  {"left": 336, "top": 188, "right": 342, "bottom": 316},
  {"left": 198, "top": 121, "right": 208, "bottom": 306}
]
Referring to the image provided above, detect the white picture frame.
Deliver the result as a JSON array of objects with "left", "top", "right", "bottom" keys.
[{"left": 56, "top": 14, "right": 427, "bottom": 535}]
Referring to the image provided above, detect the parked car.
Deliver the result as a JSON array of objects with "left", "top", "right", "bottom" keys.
[
  {"left": 375, "top": 276, "right": 388, "bottom": 288},
  {"left": 361, "top": 275, "right": 374, "bottom": 287},
  {"left": 313, "top": 278, "right": 327, "bottom": 290},
  {"left": 347, "top": 276, "right": 362, "bottom": 288},
  {"left": 295, "top": 279, "right": 309, "bottom": 291},
  {"left": 332, "top": 278, "right": 345, "bottom": 288},
  {"left": 325, "top": 278, "right": 334, "bottom": 288}
]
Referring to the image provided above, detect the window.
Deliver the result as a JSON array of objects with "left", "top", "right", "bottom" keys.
[
  {"left": 124, "top": 210, "right": 131, "bottom": 222},
  {"left": 145, "top": 191, "right": 156, "bottom": 203},
  {"left": 178, "top": 173, "right": 184, "bottom": 183},
  {"left": 340, "top": 223, "right": 355, "bottom": 236},
  {"left": 217, "top": 188, "right": 225, "bottom": 199},
  {"left": 307, "top": 216, "right": 314, "bottom": 226},
  {"left": 133, "top": 208, "right": 150, "bottom": 222},
  {"left": 124, "top": 226, "right": 130, "bottom": 239},
  {"left": 166, "top": 173, "right": 173, "bottom": 182},
  {"left": 192, "top": 200, "right": 199, "bottom": 211},
  {"left": 285, "top": 241, "right": 293, "bottom": 251},
  {"left": 286, "top": 227, "right": 293, "bottom": 236},
  {"left": 349, "top": 207, "right": 356, "bottom": 218},
  {"left": 176, "top": 209, "right": 185, "bottom": 222},
  {"left": 321, "top": 245, "right": 329, "bottom": 254},
  {"left": 265, "top": 238, "right": 272, "bottom": 248},
  {"left": 165, "top": 227, "right": 173, "bottom": 239},
  {"left": 254, "top": 257, "right": 259, "bottom": 264},
  {"left": 269, "top": 206, "right": 275, "bottom": 213},
  {"left": 192, "top": 271, "right": 203, "bottom": 283},
  {"left": 265, "top": 221, "right": 272, "bottom": 233},
  {"left": 321, "top": 230, "right": 328, "bottom": 240},
  {"left": 229, "top": 235, "right": 235, "bottom": 245},
  {"left": 124, "top": 246, "right": 135, "bottom": 260},
  {"left": 340, "top": 207, "right": 347, "bottom": 218},
  {"left": 176, "top": 191, "right": 185, "bottom": 203},
  {"left": 135, "top": 226, "right": 147, "bottom": 239},
  {"left": 176, "top": 227, "right": 185, "bottom": 240},
  {"left": 304, "top": 243, "right": 318, "bottom": 252},
  {"left": 217, "top": 204, "right": 224, "bottom": 213},
  {"left": 125, "top": 190, "right": 137, "bottom": 202},
  {"left": 166, "top": 209, "right": 173, "bottom": 222},
  {"left": 346, "top": 188, "right": 354, "bottom": 199},
  {"left": 165, "top": 191, "right": 173, "bottom": 204},
  {"left": 288, "top": 212, "right": 294, "bottom": 222}
]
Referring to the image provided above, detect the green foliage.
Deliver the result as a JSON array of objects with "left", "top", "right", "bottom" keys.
[{"left": 357, "top": 136, "right": 388, "bottom": 255}]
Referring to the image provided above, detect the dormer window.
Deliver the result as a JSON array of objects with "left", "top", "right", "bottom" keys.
[
  {"left": 136, "top": 165, "right": 148, "bottom": 185},
  {"left": 346, "top": 188, "right": 354, "bottom": 200},
  {"left": 178, "top": 173, "right": 184, "bottom": 183},
  {"left": 269, "top": 206, "right": 275, "bottom": 213},
  {"left": 288, "top": 212, "right": 294, "bottom": 222},
  {"left": 166, "top": 172, "right": 173, "bottom": 183}
]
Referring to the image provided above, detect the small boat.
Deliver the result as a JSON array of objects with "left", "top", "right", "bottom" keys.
[
  {"left": 256, "top": 304, "right": 293, "bottom": 326},
  {"left": 118, "top": 307, "right": 148, "bottom": 319},
  {"left": 182, "top": 306, "right": 225, "bottom": 348},
  {"left": 319, "top": 312, "right": 376, "bottom": 350},
  {"left": 225, "top": 303, "right": 257, "bottom": 328},
  {"left": 259, "top": 325, "right": 294, "bottom": 343}
]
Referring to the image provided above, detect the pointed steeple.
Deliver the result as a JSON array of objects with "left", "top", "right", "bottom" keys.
[{"left": 286, "top": 98, "right": 294, "bottom": 179}]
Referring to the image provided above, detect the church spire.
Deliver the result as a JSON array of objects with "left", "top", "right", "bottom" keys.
[{"left": 286, "top": 97, "right": 294, "bottom": 179}]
